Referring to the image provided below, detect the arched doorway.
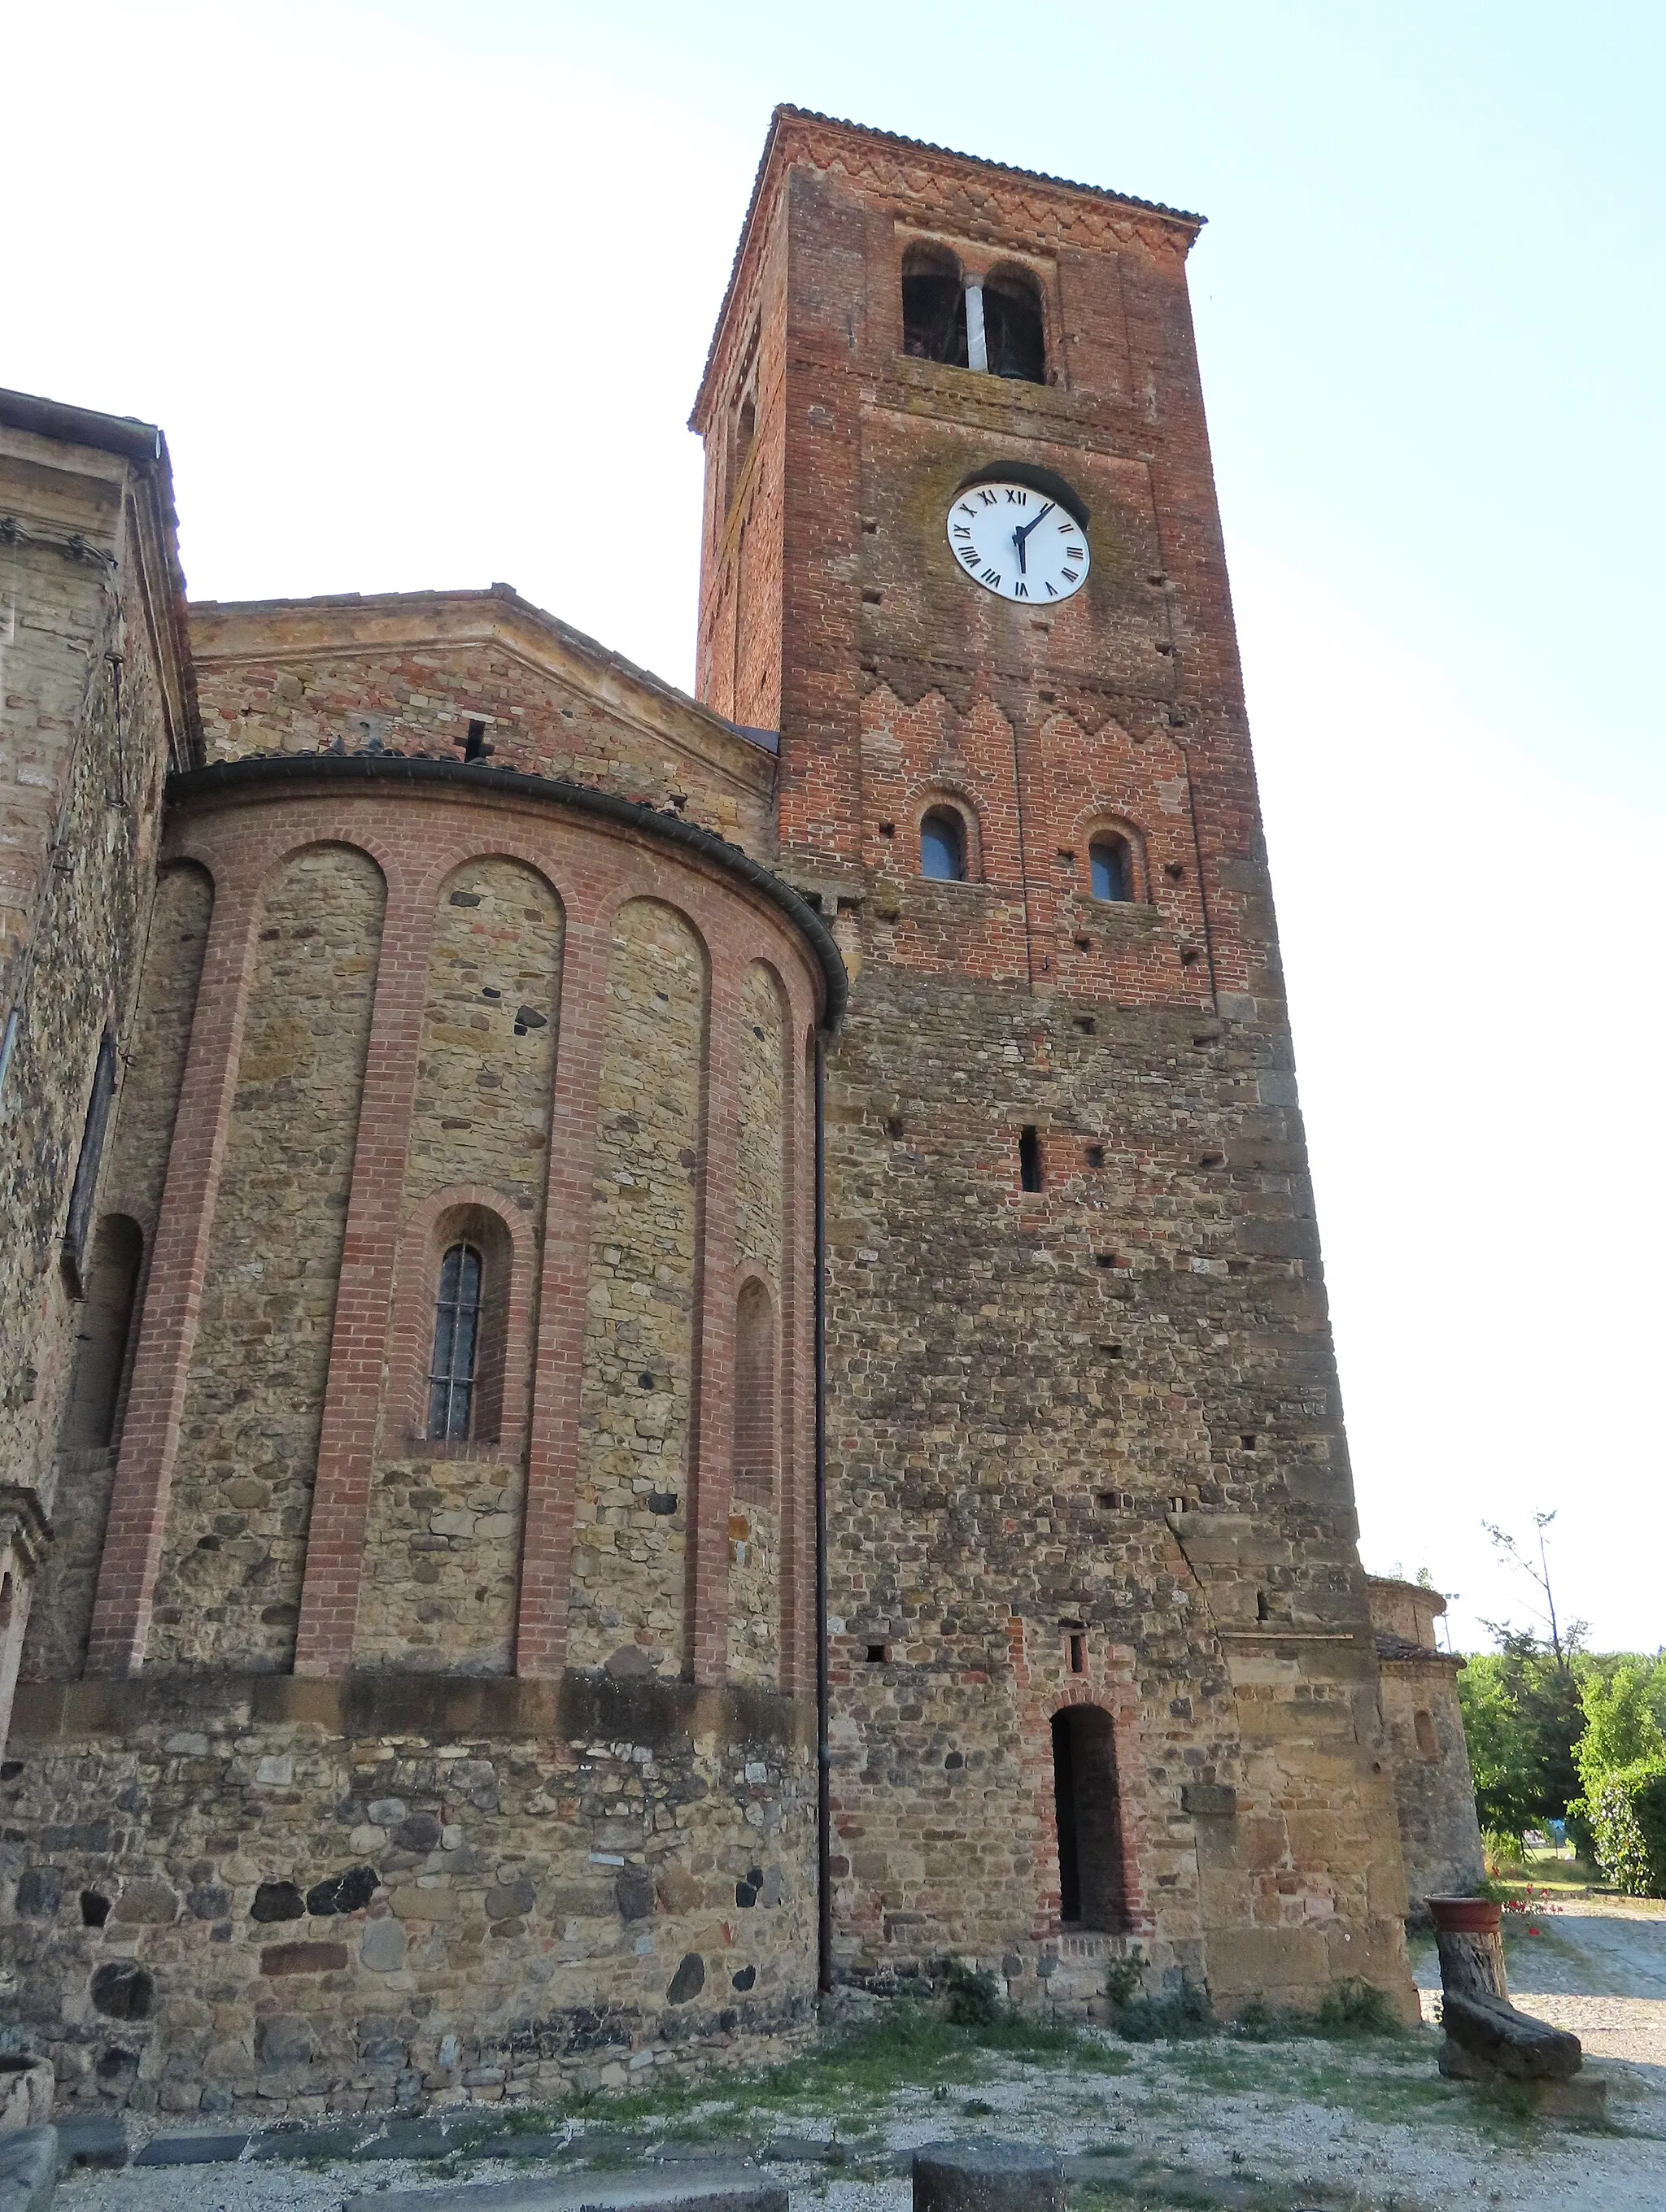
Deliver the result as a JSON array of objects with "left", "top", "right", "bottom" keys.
[{"left": 1051, "top": 1704, "right": 1127, "bottom": 1931}]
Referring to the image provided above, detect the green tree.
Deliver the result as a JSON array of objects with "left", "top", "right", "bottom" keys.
[
  {"left": 1457, "top": 1629, "right": 1585, "bottom": 1837},
  {"left": 1574, "top": 1664, "right": 1666, "bottom": 1796}
]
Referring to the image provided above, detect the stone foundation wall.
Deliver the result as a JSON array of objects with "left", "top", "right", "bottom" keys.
[{"left": 1, "top": 1674, "right": 814, "bottom": 2116}]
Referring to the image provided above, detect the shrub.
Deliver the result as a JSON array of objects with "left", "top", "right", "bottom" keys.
[
  {"left": 1586, "top": 1758, "right": 1666, "bottom": 1897},
  {"left": 943, "top": 1957, "right": 1003, "bottom": 2027},
  {"left": 1113, "top": 1983, "right": 1214, "bottom": 2041},
  {"left": 1315, "top": 1976, "right": 1405, "bottom": 2038},
  {"left": 1102, "top": 1953, "right": 1144, "bottom": 2007}
]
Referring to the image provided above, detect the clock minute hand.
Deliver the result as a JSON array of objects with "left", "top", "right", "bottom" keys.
[{"left": 1014, "top": 500, "right": 1055, "bottom": 548}]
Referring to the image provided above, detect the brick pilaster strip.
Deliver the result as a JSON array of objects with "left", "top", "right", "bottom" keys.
[
  {"left": 513, "top": 908, "right": 610, "bottom": 1678},
  {"left": 83, "top": 875, "right": 259, "bottom": 1676},
  {"left": 291, "top": 870, "right": 433, "bottom": 1676},
  {"left": 687, "top": 956, "right": 740, "bottom": 1689},
  {"left": 776, "top": 1004, "right": 809, "bottom": 1695}
]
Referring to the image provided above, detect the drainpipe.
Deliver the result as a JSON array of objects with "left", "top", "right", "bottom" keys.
[{"left": 814, "top": 1030, "right": 832, "bottom": 1995}]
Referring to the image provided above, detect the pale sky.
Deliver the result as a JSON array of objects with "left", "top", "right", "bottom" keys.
[{"left": 9, "top": 2, "right": 1662, "bottom": 1653}]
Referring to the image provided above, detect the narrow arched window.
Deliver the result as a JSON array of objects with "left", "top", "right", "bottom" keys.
[
  {"left": 1089, "top": 834, "right": 1133, "bottom": 903},
  {"left": 901, "top": 243, "right": 969, "bottom": 367},
  {"left": 920, "top": 808, "right": 967, "bottom": 882},
  {"left": 983, "top": 271, "right": 1046, "bottom": 384},
  {"left": 428, "top": 1242, "right": 483, "bottom": 1441}
]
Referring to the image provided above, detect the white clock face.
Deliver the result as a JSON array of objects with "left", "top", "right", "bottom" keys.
[{"left": 946, "top": 481, "right": 1090, "bottom": 604}]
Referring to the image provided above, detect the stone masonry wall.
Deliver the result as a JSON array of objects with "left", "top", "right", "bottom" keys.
[
  {"left": 146, "top": 846, "right": 387, "bottom": 1673},
  {"left": 0, "top": 418, "right": 193, "bottom": 1534},
  {"left": 729, "top": 963, "right": 788, "bottom": 1689},
  {"left": 568, "top": 902, "right": 707, "bottom": 1679},
  {"left": 191, "top": 594, "right": 778, "bottom": 862},
  {"left": 2, "top": 1674, "right": 813, "bottom": 2118},
  {"left": 23, "top": 863, "right": 214, "bottom": 1686}
]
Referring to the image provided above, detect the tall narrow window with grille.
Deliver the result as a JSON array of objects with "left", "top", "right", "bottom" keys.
[{"left": 428, "top": 1241, "right": 483, "bottom": 1441}]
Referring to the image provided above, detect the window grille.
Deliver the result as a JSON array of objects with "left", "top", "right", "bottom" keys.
[{"left": 428, "top": 1242, "right": 483, "bottom": 1441}]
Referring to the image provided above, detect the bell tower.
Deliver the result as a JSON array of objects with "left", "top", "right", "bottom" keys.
[{"left": 693, "top": 108, "right": 1416, "bottom": 2019}]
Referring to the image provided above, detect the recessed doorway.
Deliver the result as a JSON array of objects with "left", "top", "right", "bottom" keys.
[{"left": 1051, "top": 1705, "right": 1127, "bottom": 1931}]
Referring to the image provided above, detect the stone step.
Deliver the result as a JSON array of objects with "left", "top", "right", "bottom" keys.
[{"left": 351, "top": 2165, "right": 787, "bottom": 2212}]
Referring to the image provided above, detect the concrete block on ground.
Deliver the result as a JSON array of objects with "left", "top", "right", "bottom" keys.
[
  {"left": 55, "top": 2117, "right": 128, "bottom": 2171},
  {"left": 0, "top": 2128, "right": 59, "bottom": 2212},
  {"left": 351, "top": 2162, "right": 788, "bottom": 2212},
  {"left": 134, "top": 2132, "right": 252, "bottom": 2166},
  {"left": 913, "top": 2138, "right": 1065, "bottom": 2212}
]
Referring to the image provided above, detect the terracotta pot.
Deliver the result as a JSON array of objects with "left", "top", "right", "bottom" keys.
[{"left": 1426, "top": 1896, "right": 1502, "bottom": 1935}]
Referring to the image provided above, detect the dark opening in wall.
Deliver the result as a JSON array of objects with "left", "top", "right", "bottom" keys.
[
  {"left": 1240, "top": 1434, "right": 1257, "bottom": 1451},
  {"left": 81, "top": 1890, "right": 111, "bottom": 1928},
  {"left": 1256, "top": 1590, "right": 1270, "bottom": 1622},
  {"left": 1085, "top": 1142, "right": 1105, "bottom": 1169},
  {"left": 901, "top": 242, "right": 969, "bottom": 366},
  {"left": 461, "top": 719, "right": 492, "bottom": 763},
  {"left": 1068, "top": 1632, "right": 1087, "bottom": 1674},
  {"left": 983, "top": 270, "right": 1046, "bottom": 383},
  {"left": 60, "top": 1213, "right": 143, "bottom": 1451},
  {"left": 1089, "top": 834, "right": 1133, "bottom": 903},
  {"left": 1019, "top": 1126, "right": 1043, "bottom": 1193},
  {"left": 1051, "top": 1705, "right": 1127, "bottom": 1931},
  {"left": 866, "top": 1643, "right": 889, "bottom": 1664}
]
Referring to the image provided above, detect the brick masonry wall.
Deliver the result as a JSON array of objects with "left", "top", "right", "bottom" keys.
[{"left": 693, "top": 114, "right": 1419, "bottom": 2018}]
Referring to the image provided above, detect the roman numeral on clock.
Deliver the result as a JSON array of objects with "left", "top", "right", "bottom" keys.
[{"left": 982, "top": 568, "right": 1001, "bottom": 586}]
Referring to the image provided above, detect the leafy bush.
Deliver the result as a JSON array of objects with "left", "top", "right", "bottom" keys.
[
  {"left": 1315, "top": 1976, "right": 1406, "bottom": 2037},
  {"left": 1585, "top": 1758, "right": 1666, "bottom": 1897},
  {"left": 942, "top": 1958, "right": 1003, "bottom": 2027},
  {"left": 1102, "top": 1953, "right": 1144, "bottom": 2007},
  {"left": 1112, "top": 1983, "right": 1214, "bottom": 2041}
]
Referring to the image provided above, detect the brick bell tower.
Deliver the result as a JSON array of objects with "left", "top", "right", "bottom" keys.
[{"left": 692, "top": 108, "right": 1417, "bottom": 2018}]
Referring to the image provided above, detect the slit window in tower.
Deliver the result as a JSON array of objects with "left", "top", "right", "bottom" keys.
[
  {"left": 1019, "top": 1125, "right": 1043, "bottom": 1193},
  {"left": 428, "top": 1241, "right": 483, "bottom": 1441}
]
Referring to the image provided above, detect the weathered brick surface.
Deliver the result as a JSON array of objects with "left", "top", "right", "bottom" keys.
[{"left": 691, "top": 111, "right": 1419, "bottom": 2017}]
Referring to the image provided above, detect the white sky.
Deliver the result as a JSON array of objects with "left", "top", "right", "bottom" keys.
[{"left": 8, "top": 2, "right": 1662, "bottom": 1654}]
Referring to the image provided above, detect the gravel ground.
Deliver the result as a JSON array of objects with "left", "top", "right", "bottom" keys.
[{"left": 55, "top": 1903, "right": 1666, "bottom": 2212}]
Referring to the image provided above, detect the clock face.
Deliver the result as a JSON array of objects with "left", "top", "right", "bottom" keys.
[{"left": 946, "top": 481, "right": 1090, "bottom": 603}]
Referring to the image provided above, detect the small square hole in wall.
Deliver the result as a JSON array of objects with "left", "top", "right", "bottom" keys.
[
  {"left": 879, "top": 821, "right": 895, "bottom": 838},
  {"left": 1075, "top": 1016, "right": 1097, "bottom": 1035},
  {"left": 1169, "top": 1495, "right": 1189, "bottom": 1515},
  {"left": 1098, "top": 1342, "right": 1123, "bottom": 1358},
  {"left": 1240, "top": 1434, "right": 1257, "bottom": 1452},
  {"left": 866, "top": 1644, "right": 889, "bottom": 1664},
  {"left": 1095, "top": 1252, "right": 1127, "bottom": 1270},
  {"left": 1068, "top": 1632, "right": 1087, "bottom": 1674},
  {"left": 1096, "top": 1490, "right": 1130, "bottom": 1512},
  {"left": 1085, "top": 1143, "right": 1106, "bottom": 1169}
]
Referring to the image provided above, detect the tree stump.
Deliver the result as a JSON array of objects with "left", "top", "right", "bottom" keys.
[
  {"left": 1426, "top": 1896, "right": 1605, "bottom": 2117},
  {"left": 1427, "top": 1897, "right": 1507, "bottom": 2001}
]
